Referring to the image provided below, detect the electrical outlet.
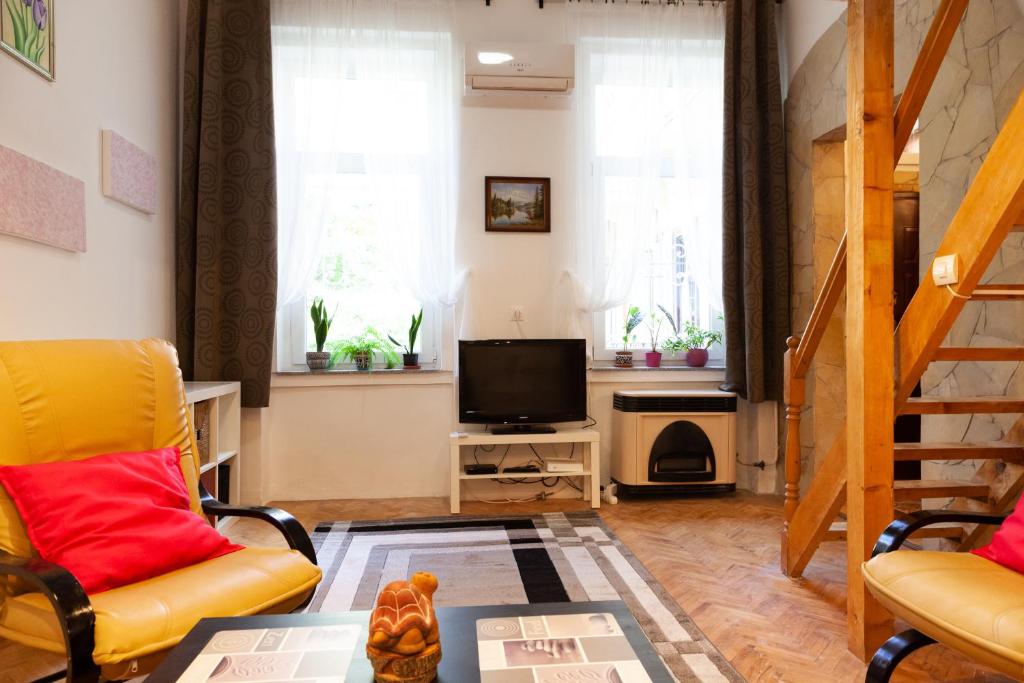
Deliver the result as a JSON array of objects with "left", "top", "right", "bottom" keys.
[
  {"left": 510, "top": 306, "right": 525, "bottom": 322},
  {"left": 932, "top": 254, "right": 959, "bottom": 286}
]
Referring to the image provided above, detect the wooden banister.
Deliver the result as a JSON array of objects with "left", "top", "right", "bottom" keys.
[
  {"left": 893, "top": 0, "right": 968, "bottom": 159},
  {"left": 783, "top": 337, "right": 805, "bottom": 524},
  {"left": 788, "top": 0, "right": 967, "bottom": 381}
]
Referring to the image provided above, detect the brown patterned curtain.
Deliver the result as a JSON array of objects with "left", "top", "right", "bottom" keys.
[
  {"left": 721, "top": 0, "right": 790, "bottom": 403},
  {"left": 177, "top": 0, "right": 277, "bottom": 408}
]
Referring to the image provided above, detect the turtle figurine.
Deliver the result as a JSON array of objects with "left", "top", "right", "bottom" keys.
[{"left": 366, "top": 572, "right": 442, "bottom": 683}]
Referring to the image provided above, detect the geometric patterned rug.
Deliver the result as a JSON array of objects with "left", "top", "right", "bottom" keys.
[{"left": 307, "top": 511, "right": 744, "bottom": 682}]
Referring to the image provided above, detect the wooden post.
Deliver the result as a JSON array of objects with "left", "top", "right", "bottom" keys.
[
  {"left": 781, "top": 336, "right": 805, "bottom": 574},
  {"left": 845, "top": 0, "right": 895, "bottom": 660}
]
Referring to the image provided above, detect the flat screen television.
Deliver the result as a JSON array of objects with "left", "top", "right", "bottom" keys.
[{"left": 459, "top": 339, "right": 587, "bottom": 433}]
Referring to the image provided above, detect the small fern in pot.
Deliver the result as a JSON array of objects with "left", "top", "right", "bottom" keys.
[
  {"left": 615, "top": 306, "right": 644, "bottom": 368},
  {"left": 389, "top": 308, "right": 424, "bottom": 369},
  {"left": 306, "top": 297, "right": 334, "bottom": 371},
  {"left": 331, "top": 327, "right": 400, "bottom": 371}
]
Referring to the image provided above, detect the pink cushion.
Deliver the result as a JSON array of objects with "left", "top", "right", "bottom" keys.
[
  {"left": 973, "top": 494, "right": 1024, "bottom": 573},
  {"left": 0, "top": 447, "right": 242, "bottom": 594}
]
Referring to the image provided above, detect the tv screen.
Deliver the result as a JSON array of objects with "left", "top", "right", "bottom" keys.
[{"left": 459, "top": 339, "right": 587, "bottom": 426}]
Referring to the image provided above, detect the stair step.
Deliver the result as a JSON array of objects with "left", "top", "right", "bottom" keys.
[
  {"left": 823, "top": 520, "right": 965, "bottom": 542},
  {"left": 933, "top": 347, "right": 1024, "bottom": 361},
  {"left": 901, "top": 397, "right": 1024, "bottom": 414},
  {"left": 895, "top": 441, "right": 1024, "bottom": 461},
  {"left": 894, "top": 479, "right": 990, "bottom": 502},
  {"left": 970, "top": 285, "right": 1024, "bottom": 300}
]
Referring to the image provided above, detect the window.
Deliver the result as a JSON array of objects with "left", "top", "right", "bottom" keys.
[
  {"left": 571, "top": 8, "right": 726, "bottom": 363},
  {"left": 271, "top": 9, "right": 456, "bottom": 371}
]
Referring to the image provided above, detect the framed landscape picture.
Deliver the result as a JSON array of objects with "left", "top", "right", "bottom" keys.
[
  {"left": 485, "top": 176, "right": 550, "bottom": 233},
  {"left": 1, "top": 0, "right": 54, "bottom": 80}
]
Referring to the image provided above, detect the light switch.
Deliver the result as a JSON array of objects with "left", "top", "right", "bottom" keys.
[{"left": 932, "top": 254, "right": 959, "bottom": 286}]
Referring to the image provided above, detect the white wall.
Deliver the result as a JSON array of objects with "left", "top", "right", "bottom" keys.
[
  {"left": 779, "top": 0, "right": 846, "bottom": 89},
  {"left": 0, "top": 1, "right": 179, "bottom": 341},
  {"left": 256, "top": 0, "right": 780, "bottom": 503}
]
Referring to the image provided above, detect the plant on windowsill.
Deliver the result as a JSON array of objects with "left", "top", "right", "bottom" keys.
[
  {"left": 657, "top": 304, "right": 683, "bottom": 360},
  {"left": 645, "top": 311, "right": 663, "bottom": 367},
  {"left": 680, "top": 320, "right": 723, "bottom": 368},
  {"left": 306, "top": 297, "right": 334, "bottom": 371},
  {"left": 389, "top": 308, "right": 424, "bottom": 370},
  {"left": 616, "top": 306, "right": 643, "bottom": 368},
  {"left": 331, "top": 327, "right": 400, "bottom": 371}
]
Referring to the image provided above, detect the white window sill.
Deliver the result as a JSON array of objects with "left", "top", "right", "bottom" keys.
[
  {"left": 272, "top": 368, "right": 453, "bottom": 388},
  {"left": 588, "top": 364, "right": 725, "bottom": 383}
]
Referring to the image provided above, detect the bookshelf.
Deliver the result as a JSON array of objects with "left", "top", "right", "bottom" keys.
[{"left": 184, "top": 381, "right": 241, "bottom": 531}]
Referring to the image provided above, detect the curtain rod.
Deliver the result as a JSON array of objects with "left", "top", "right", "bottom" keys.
[
  {"left": 483, "top": 0, "right": 781, "bottom": 8},
  {"left": 482, "top": 0, "right": 785, "bottom": 6}
]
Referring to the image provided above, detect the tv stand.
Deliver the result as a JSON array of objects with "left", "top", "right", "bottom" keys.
[
  {"left": 449, "top": 429, "right": 601, "bottom": 514},
  {"left": 490, "top": 424, "right": 556, "bottom": 435}
]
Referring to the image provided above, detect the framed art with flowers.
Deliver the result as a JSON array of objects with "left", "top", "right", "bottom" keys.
[{"left": 1, "top": 0, "right": 54, "bottom": 80}]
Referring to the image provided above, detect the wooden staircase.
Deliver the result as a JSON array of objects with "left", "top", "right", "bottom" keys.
[{"left": 779, "top": 0, "right": 1024, "bottom": 660}]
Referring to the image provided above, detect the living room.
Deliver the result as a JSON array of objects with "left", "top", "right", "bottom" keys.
[{"left": 3, "top": 0, "right": 1024, "bottom": 682}]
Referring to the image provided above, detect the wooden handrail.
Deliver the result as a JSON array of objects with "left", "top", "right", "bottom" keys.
[
  {"left": 790, "top": 0, "right": 968, "bottom": 381},
  {"left": 893, "top": 0, "right": 968, "bottom": 158},
  {"left": 792, "top": 234, "right": 847, "bottom": 377},
  {"left": 782, "top": 0, "right": 970, "bottom": 571}
]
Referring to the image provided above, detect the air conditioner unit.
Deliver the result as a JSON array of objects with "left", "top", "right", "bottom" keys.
[{"left": 465, "top": 43, "right": 575, "bottom": 95}]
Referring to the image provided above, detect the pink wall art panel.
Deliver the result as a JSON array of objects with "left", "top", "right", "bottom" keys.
[
  {"left": 101, "top": 129, "right": 157, "bottom": 215},
  {"left": 0, "top": 143, "right": 86, "bottom": 252}
]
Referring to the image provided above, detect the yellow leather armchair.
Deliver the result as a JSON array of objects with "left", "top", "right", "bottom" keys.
[
  {"left": 0, "top": 340, "right": 322, "bottom": 682},
  {"left": 862, "top": 509, "right": 1022, "bottom": 682}
]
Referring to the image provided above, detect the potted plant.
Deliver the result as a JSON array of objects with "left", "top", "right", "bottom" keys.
[
  {"left": 332, "top": 327, "right": 400, "bottom": 371},
  {"left": 657, "top": 304, "right": 683, "bottom": 359},
  {"left": 680, "top": 320, "right": 723, "bottom": 368},
  {"left": 389, "top": 308, "right": 424, "bottom": 370},
  {"left": 644, "top": 311, "right": 663, "bottom": 367},
  {"left": 616, "top": 306, "right": 644, "bottom": 368},
  {"left": 306, "top": 297, "right": 333, "bottom": 371}
]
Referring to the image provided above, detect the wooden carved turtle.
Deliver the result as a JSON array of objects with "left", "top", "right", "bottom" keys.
[{"left": 366, "top": 572, "right": 441, "bottom": 683}]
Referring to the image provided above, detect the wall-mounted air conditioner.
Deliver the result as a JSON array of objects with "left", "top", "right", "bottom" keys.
[{"left": 465, "top": 43, "right": 575, "bottom": 95}]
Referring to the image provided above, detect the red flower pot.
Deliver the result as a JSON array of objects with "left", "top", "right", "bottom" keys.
[
  {"left": 645, "top": 351, "right": 662, "bottom": 368},
  {"left": 686, "top": 348, "right": 709, "bottom": 367}
]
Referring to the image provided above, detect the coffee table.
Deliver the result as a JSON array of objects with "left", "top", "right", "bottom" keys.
[{"left": 148, "top": 600, "right": 673, "bottom": 682}]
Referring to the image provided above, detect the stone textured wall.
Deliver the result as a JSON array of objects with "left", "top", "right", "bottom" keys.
[{"left": 784, "top": 0, "right": 1024, "bottom": 490}]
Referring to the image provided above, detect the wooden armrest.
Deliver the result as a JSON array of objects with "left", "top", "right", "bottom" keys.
[
  {"left": 199, "top": 485, "right": 317, "bottom": 565},
  {"left": 871, "top": 510, "right": 1008, "bottom": 557},
  {"left": 0, "top": 551, "right": 96, "bottom": 680}
]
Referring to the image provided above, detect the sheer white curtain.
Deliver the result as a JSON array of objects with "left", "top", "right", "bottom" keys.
[
  {"left": 559, "top": 1, "right": 725, "bottom": 346},
  {"left": 271, "top": 0, "right": 464, "bottom": 314}
]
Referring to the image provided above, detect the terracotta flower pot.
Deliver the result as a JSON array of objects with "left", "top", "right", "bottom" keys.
[
  {"left": 645, "top": 351, "right": 662, "bottom": 368},
  {"left": 686, "top": 348, "right": 709, "bottom": 367},
  {"left": 305, "top": 351, "right": 330, "bottom": 371},
  {"left": 354, "top": 351, "right": 371, "bottom": 371},
  {"left": 614, "top": 350, "right": 633, "bottom": 368}
]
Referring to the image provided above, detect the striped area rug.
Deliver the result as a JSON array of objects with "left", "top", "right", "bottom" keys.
[{"left": 307, "top": 511, "right": 743, "bottom": 682}]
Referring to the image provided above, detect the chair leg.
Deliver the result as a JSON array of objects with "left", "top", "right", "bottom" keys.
[{"left": 865, "top": 629, "right": 936, "bottom": 683}]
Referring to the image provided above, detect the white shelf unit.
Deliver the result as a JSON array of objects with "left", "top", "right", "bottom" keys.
[
  {"left": 449, "top": 429, "right": 601, "bottom": 514},
  {"left": 184, "top": 381, "right": 241, "bottom": 532}
]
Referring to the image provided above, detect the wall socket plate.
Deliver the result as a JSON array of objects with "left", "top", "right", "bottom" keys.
[
  {"left": 510, "top": 306, "right": 525, "bottom": 322},
  {"left": 932, "top": 254, "right": 959, "bottom": 285}
]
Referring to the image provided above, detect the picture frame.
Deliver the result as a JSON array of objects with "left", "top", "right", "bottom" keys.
[
  {"left": 1, "top": 0, "right": 55, "bottom": 81},
  {"left": 485, "top": 176, "right": 551, "bottom": 233}
]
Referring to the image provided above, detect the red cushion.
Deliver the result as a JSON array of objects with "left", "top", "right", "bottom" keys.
[
  {"left": 973, "top": 494, "right": 1024, "bottom": 573},
  {"left": 0, "top": 447, "right": 242, "bottom": 594}
]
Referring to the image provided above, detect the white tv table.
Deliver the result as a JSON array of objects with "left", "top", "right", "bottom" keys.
[{"left": 448, "top": 429, "right": 601, "bottom": 514}]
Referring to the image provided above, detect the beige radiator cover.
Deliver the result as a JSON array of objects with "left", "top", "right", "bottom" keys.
[{"left": 611, "top": 391, "right": 736, "bottom": 487}]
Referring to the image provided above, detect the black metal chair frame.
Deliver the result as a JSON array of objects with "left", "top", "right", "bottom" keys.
[
  {"left": 0, "top": 483, "right": 317, "bottom": 683},
  {"left": 864, "top": 509, "right": 1008, "bottom": 683}
]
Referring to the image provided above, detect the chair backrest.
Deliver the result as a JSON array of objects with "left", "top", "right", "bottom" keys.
[{"left": 0, "top": 339, "right": 201, "bottom": 559}]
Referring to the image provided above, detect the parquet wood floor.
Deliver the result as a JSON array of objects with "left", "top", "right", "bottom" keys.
[{"left": 2, "top": 493, "right": 1012, "bottom": 682}]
